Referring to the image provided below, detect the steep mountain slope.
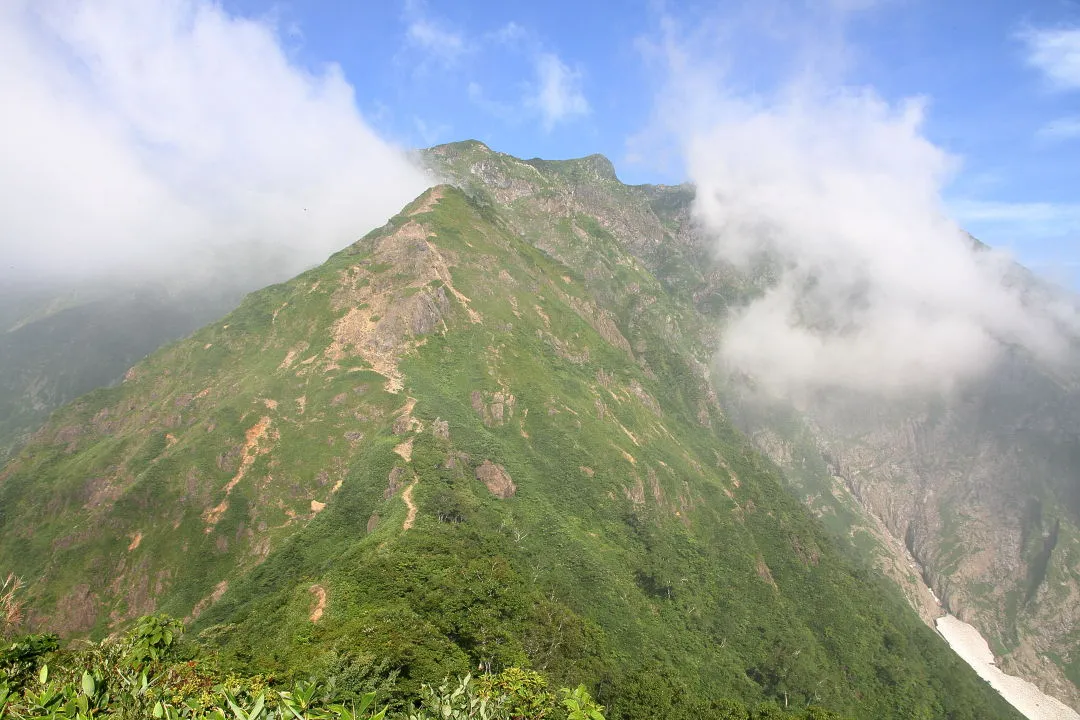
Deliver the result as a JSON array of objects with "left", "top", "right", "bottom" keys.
[
  {"left": 727, "top": 362, "right": 1080, "bottom": 709},
  {"left": 0, "top": 175, "right": 1017, "bottom": 718},
  {"left": 420, "top": 141, "right": 1080, "bottom": 708}
]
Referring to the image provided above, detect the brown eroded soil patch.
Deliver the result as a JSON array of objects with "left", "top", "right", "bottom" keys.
[
  {"left": 127, "top": 532, "right": 142, "bottom": 551},
  {"left": 325, "top": 218, "right": 477, "bottom": 392},
  {"left": 203, "top": 416, "right": 273, "bottom": 530},
  {"left": 393, "top": 437, "right": 414, "bottom": 461},
  {"left": 756, "top": 556, "right": 777, "bottom": 587},
  {"left": 425, "top": 238, "right": 482, "bottom": 324},
  {"left": 408, "top": 185, "right": 445, "bottom": 215},
  {"left": 309, "top": 584, "right": 327, "bottom": 623},
  {"left": 402, "top": 480, "right": 418, "bottom": 530},
  {"left": 187, "top": 580, "right": 228, "bottom": 622}
]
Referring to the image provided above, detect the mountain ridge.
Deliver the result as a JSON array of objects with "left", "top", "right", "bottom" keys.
[{"left": 0, "top": 164, "right": 1022, "bottom": 718}]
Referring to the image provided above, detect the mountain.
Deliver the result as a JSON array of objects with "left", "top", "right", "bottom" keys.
[
  {"left": 0, "top": 280, "right": 249, "bottom": 464},
  {"left": 0, "top": 144, "right": 1019, "bottom": 718},
  {"left": 418, "top": 142, "right": 1080, "bottom": 709}
]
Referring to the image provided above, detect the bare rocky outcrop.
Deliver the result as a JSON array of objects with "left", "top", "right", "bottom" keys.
[
  {"left": 51, "top": 584, "right": 97, "bottom": 635},
  {"left": 628, "top": 379, "right": 662, "bottom": 417},
  {"left": 325, "top": 187, "right": 481, "bottom": 392},
  {"left": 309, "top": 585, "right": 327, "bottom": 623},
  {"left": 741, "top": 389, "right": 1080, "bottom": 709},
  {"left": 384, "top": 466, "right": 407, "bottom": 499},
  {"left": 471, "top": 390, "right": 516, "bottom": 427},
  {"left": 432, "top": 418, "right": 450, "bottom": 441},
  {"left": 187, "top": 580, "right": 228, "bottom": 623},
  {"left": 476, "top": 460, "right": 516, "bottom": 499}
]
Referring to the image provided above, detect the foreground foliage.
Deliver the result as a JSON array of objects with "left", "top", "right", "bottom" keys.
[{"left": 0, "top": 615, "right": 844, "bottom": 719}]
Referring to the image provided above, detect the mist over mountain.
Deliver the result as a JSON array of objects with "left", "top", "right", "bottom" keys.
[{"left": 0, "top": 0, "right": 429, "bottom": 287}]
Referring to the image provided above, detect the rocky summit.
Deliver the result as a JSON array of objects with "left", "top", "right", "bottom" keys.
[{"left": 0, "top": 140, "right": 1060, "bottom": 718}]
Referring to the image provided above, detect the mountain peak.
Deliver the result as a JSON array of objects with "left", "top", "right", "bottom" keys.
[
  {"left": 525, "top": 153, "right": 619, "bottom": 183},
  {"left": 422, "top": 141, "right": 619, "bottom": 186}
]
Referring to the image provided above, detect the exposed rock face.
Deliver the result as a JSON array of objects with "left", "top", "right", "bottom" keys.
[
  {"left": 328, "top": 211, "right": 459, "bottom": 392},
  {"left": 432, "top": 418, "right": 450, "bottom": 441},
  {"left": 818, "top": 381, "right": 1080, "bottom": 708},
  {"left": 728, "top": 359, "right": 1080, "bottom": 709},
  {"left": 384, "top": 467, "right": 407, "bottom": 499},
  {"left": 476, "top": 460, "right": 515, "bottom": 499},
  {"left": 471, "top": 390, "right": 515, "bottom": 427}
]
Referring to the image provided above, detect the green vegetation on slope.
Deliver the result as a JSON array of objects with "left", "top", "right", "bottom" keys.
[
  {"left": 0, "top": 609, "right": 849, "bottom": 720},
  {"left": 0, "top": 182, "right": 1021, "bottom": 719}
]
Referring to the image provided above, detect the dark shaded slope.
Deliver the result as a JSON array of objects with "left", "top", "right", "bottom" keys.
[{"left": 0, "top": 283, "right": 246, "bottom": 462}]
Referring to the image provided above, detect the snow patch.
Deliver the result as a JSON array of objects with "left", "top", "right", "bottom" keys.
[{"left": 936, "top": 614, "right": 1079, "bottom": 720}]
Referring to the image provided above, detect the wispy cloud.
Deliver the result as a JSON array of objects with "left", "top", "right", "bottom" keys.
[
  {"left": 490, "top": 21, "right": 526, "bottom": 45},
  {"left": 0, "top": 0, "right": 429, "bottom": 284},
  {"left": 412, "top": 116, "right": 451, "bottom": 146},
  {"left": 403, "top": 0, "right": 468, "bottom": 68},
  {"left": 951, "top": 199, "right": 1080, "bottom": 238},
  {"left": 398, "top": 9, "right": 588, "bottom": 132},
  {"left": 528, "top": 52, "right": 590, "bottom": 131},
  {"left": 1037, "top": 115, "right": 1080, "bottom": 141},
  {"left": 466, "top": 81, "right": 518, "bottom": 122},
  {"left": 1021, "top": 26, "right": 1080, "bottom": 90}
]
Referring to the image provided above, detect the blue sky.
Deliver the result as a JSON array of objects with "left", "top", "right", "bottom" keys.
[
  {"left": 2, "top": 0, "right": 1079, "bottom": 286},
  {"left": 210, "top": 0, "right": 1080, "bottom": 281}
]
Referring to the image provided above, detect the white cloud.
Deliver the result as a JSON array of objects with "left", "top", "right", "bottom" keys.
[
  {"left": 400, "top": 0, "right": 470, "bottom": 73},
  {"left": 467, "top": 81, "right": 517, "bottom": 122},
  {"left": 0, "top": 0, "right": 430, "bottom": 284},
  {"left": 1037, "top": 115, "right": 1080, "bottom": 141},
  {"left": 405, "top": 19, "right": 466, "bottom": 66},
  {"left": 529, "top": 53, "right": 590, "bottom": 131},
  {"left": 396, "top": 8, "right": 589, "bottom": 133},
  {"left": 641, "top": 14, "right": 1080, "bottom": 398},
  {"left": 1021, "top": 27, "right": 1080, "bottom": 90},
  {"left": 490, "top": 21, "right": 526, "bottom": 45}
]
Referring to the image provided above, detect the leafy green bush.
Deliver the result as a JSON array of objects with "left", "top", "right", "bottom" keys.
[
  {"left": 126, "top": 614, "right": 185, "bottom": 669},
  {"left": 0, "top": 633, "right": 59, "bottom": 689},
  {"left": 477, "top": 668, "right": 553, "bottom": 719},
  {"left": 0, "top": 618, "right": 608, "bottom": 720}
]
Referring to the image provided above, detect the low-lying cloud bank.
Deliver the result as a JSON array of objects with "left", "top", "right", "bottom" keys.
[
  {"left": 690, "top": 89, "right": 1078, "bottom": 396},
  {"left": 0, "top": 0, "right": 430, "bottom": 286},
  {"left": 642, "top": 9, "right": 1080, "bottom": 398}
]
